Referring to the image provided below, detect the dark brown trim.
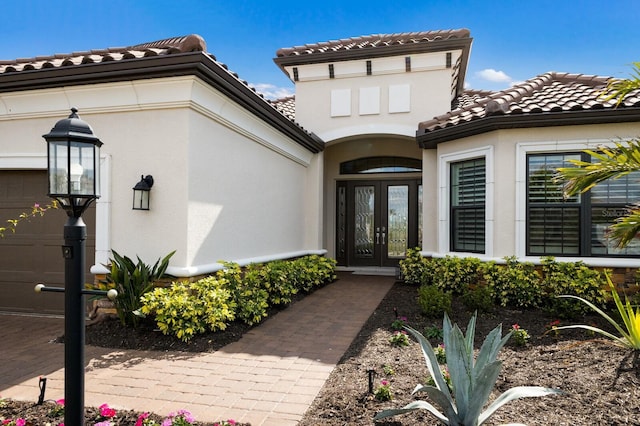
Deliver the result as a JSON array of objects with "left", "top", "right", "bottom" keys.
[
  {"left": 417, "top": 108, "right": 640, "bottom": 149},
  {"left": 274, "top": 38, "right": 472, "bottom": 96},
  {"left": 0, "top": 52, "right": 325, "bottom": 153}
]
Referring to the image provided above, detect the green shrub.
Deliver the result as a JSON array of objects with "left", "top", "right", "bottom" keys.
[
  {"left": 293, "top": 255, "right": 337, "bottom": 292},
  {"left": 432, "top": 256, "right": 482, "bottom": 295},
  {"left": 217, "top": 262, "right": 270, "bottom": 326},
  {"left": 139, "top": 276, "right": 235, "bottom": 342},
  {"left": 399, "top": 248, "right": 429, "bottom": 285},
  {"left": 418, "top": 285, "right": 452, "bottom": 317},
  {"left": 100, "top": 250, "right": 175, "bottom": 328},
  {"left": 482, "top": 257, "right": 542, "bottom": 309},
  {"left": 461, "top": 284, "right": 494, "bottom": 313},
  {"left": 541, "top": 257, "right": 608, "bottom": 319}
]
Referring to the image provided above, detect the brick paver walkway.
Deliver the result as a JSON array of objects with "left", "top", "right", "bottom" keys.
[{"left": 0, "top": 273, "right": 394, "bottom": 425}]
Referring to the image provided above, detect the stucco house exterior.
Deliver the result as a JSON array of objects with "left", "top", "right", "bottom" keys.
[{"left": 1, "top": 29, "right": 639, "bottom": 314}]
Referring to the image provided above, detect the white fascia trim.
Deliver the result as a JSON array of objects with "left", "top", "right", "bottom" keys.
[
  {"left": 515, "top": 139, "right": 613, "bottom": 258},
  {"left": 0, "top": 154, "right": 110, "bottom": 273},
  {"left": 320, "top": 123, "right": 417, "bottom": 142},
  {"left": 0, "top": 155, "right": 47, "bottom": 169},
  {"left": 421, "top": 251, "right": 640, "bottom": 268},
  {"left": 92, "top": 249, "right": 329, "bottom": 276},
  {"left": 164, "top": 249, "right": 329, "bottom": 278},
  {"left": 438, "top": 146, "right": 494, "bottom": 256}
]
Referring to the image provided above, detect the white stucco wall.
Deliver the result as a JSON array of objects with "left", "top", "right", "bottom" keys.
[
  {"left": 0, "top": 76, "right": 323, "bottom": 276},
  {"left": 426, "top": 122, "right": 640, "bottom": 267},
  {"left": 291, "top": 51, "right": 459, "bottom": 143}
]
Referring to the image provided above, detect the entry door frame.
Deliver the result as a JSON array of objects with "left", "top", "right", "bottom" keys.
[{"left": 336, "top": 178, "right": 421, "bottom": 267}]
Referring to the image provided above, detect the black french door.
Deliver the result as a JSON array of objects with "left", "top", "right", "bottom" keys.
[{"left": 336, "top": 179, "right": 421, "bottom": 267}]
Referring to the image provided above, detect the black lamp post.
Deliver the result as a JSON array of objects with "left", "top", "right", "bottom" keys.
[{"left": 42, "top": 108, "right": 103, "bottom": 426}]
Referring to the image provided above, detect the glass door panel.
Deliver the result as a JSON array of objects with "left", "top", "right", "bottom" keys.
[
  {"left": 354, "top": 186, "right": 375, "bottom": 258},
  {"left": 386, "top": 185, "right": 408, "bottom": 258}
]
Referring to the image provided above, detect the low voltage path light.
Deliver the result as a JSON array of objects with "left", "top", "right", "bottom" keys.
[
  {"left": 133, "top": 175, "right": 154, "bottom": 210},
  {"left": 37, "top": 107, "right": 114, "bottom": 426}
]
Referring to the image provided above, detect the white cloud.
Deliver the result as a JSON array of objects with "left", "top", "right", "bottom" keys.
[
  {"left": 476, "top": 68, "right": 512, "bottom": 83},
  {"left": 252, "top": 83, "right": 294, "bottom": 100}
]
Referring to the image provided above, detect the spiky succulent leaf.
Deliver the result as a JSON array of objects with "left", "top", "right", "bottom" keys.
[
  {"left": 444, "top": 318, "right": 472, "bottom": 419},
  {"left": 404, "top": 326, "right": 454, "bottom": 406},
  {"left": 466, "top": 360, "right": 503, "bottom": 423},
  {"left": 374, "top": 400, "right": 451, "bottom": 424},
  {"left": 478, "top": 386, "right": 563, "bottom": 425},
  {"left": 412, "top": 384, "right": 458, "bottom": 422}
]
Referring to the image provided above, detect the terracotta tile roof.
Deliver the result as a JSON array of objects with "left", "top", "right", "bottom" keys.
[
  {"left": 275, "top": 29, "right": 471, "bottom": 58},
  {"left": 451, "top": 89, "right": 495, "bottom": 109},
  {"left": 417, "top": 72, "right": 640, "bottom": 147},
  {"left": 0, "top": 34, "right": 208, "bottom": 73},
  {"left": 270, "top": 96, "right": 295, "bottom": 120}
]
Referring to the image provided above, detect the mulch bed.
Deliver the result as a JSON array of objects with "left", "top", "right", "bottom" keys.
[{"left": 3, "top": 277, "right": 640, "bottom": 425}]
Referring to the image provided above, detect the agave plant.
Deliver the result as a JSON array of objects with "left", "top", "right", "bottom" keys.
[
  {"left": 556, "top": 273, "right": 640, "bottom": 350},
  {"left": 374, "top": 312, "right": 561, "bottom": 425}
]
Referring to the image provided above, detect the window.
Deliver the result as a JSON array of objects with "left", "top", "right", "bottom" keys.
[
  {"left": 526, "top": 153, "right": 640, "bottom": 257},
  {"left": 340, "top": 157, "right": 421, "bottom": 174},
  {"left": 451, "top": 158, "right": 485, "bottom": 253}
]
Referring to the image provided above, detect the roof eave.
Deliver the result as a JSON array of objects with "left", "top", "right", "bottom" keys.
[
  {"left": 273, "top": 37, "right": 473, "bottom": 83},
  {"left": 417, "top": 108, "right": 640, "bottom": 149},
  {"left": 0, "top": 52, "right": 324, "bottom": 153}
]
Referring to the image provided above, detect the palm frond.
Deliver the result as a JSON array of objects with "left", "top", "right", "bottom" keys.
[{"left": 600, "top": 62, "right": 640, "bottom": 106}]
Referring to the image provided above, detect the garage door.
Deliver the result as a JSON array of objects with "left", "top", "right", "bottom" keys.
[{"left": 0, "top": 170, "right": 96, "bottom": 315}]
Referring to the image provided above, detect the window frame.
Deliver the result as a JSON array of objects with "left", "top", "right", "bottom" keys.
[
  {"left": 438, "top": 146, "right": 493, "bottom": 256},
  {"left": 525, "top": 150, "right": 640, "bottom": 258},
  {"left": 450, "top": 157, "right": 486, "bottom": 253}
]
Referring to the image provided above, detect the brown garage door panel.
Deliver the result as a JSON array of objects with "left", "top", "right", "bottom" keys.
[{"left": 0, "top": 170, "right": 95, "bottom": 315}]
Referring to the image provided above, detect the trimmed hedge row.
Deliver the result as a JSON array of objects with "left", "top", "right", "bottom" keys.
[
  {"left": 401, "top": 249, "right": 609, "bottom": 318},
  {"left": 140, "top": 255, "right": 337, "bottom": 341}
]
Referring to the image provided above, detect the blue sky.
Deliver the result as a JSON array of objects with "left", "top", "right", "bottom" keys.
[{"left": 1, "top": 0, "right": 639, "bottom": 99}]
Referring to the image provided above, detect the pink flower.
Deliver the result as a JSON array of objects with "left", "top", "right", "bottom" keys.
[
  {"left": 56, "top": 398, "right": 65, "bottom": 406},
  {"left": 381, "top": 380, "right": 389, "bottom": 386},
  {"left": 99, "top": 403, "right": 116, "bottom": 418},
  {"left": 94, "top": 422, "right": 112, "bottom": 426},
  {"left": 34, "top": 203, "right": 40, "bottom": 208},
  {"left": 512, "top": 324, "right": 520, "bottom": 330},
  {"left": 136, "top": 412, "right": 150, "bottom": 426}
]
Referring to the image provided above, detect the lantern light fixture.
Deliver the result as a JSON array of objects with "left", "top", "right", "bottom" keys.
[
  {"left": 133, "top": 175, "right": 154, "bottom": 210},
  {"left": 43, "top": 107, "right": 102, "bottom": 218}
]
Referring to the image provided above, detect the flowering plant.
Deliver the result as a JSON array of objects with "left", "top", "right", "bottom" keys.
[
  {"left": 546, "top": 319, "right": 561, "bottom": 338},
  {"left": 0, "top": 201, "right": 58, "bottom": 238},
  {"left": 510, "top": 324, "right": 530, "bottom": 346},
  {"left": 391, "top": 316, "right": 408, "bottom": 331},
  {"left": 389, "top": 330, "right": 410, "bottom": 347},
  {"left": 136, "top": 412, "right": 159, "bottom": 426},
  {"left": 426, "top": 366, "right": 452, "bottom": 390},
  {"left": 213, "top": 421, "right": 237, "bottom": 426},
  {"left": 1, "top": 419, "right": 26, "bottom": 426},
  {"left": 162, "top": 409, "right": 195, "bottom": 426},
  {"left": 374, "top": 380, "right": 392, "bottom": 401},
  {"left": 49, "top": 398, "right": 65, "bottom": 417},
  {"left": 434, "top": 344, "right": 446, "bottom": 364}
]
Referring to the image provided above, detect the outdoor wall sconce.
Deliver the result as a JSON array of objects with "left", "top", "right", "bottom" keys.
[{"left": 133, "top": 175, "right": 154, "bottom": 210}]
